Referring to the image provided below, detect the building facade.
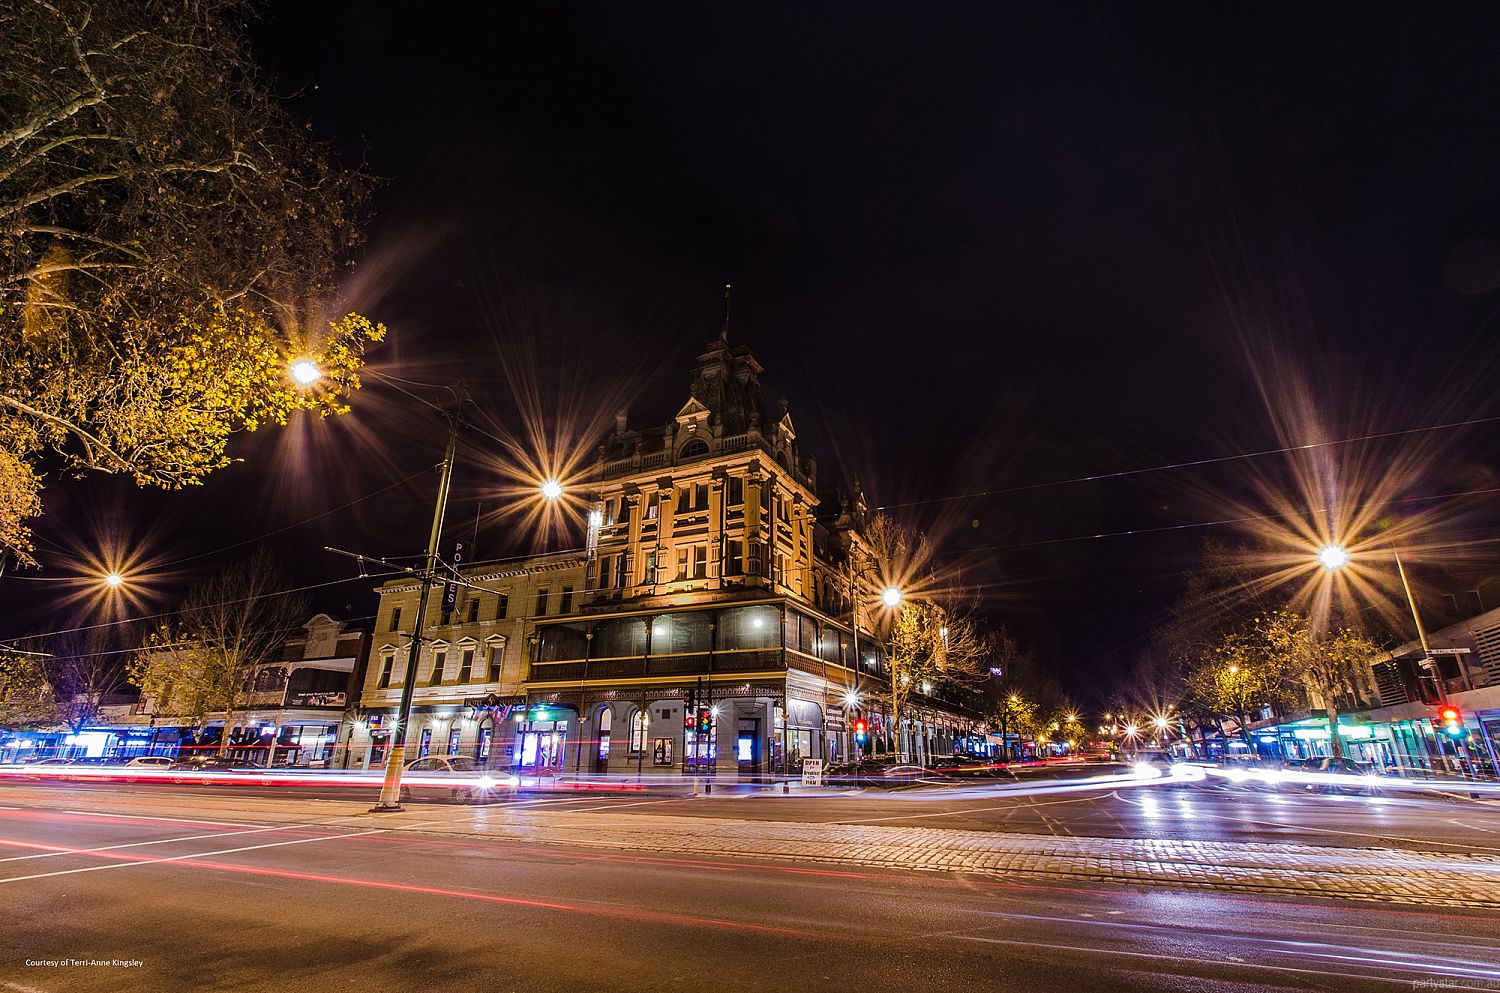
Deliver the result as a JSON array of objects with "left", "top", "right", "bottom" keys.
[
  {"left": 342, "top": 551, "right": 586, "bottom": 771},
  {"left": 526, "top": 336, "right": 978, "bottom": 777},
  {"left": 350, "top": 336, "right": 982, "bottom": 779}
]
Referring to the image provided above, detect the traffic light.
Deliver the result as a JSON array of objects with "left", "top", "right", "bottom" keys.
[
  {"left": 854, "top": 718, "right": 868, "bottom": 746},
  {"left": 1438, "top": 706, "right": 1465, "bottom": 738},
  {"left": 697, "top": 708, "right": 712, "bottom": 733},
  {"left": 683, "top": 691, "right": 695, "bottom": 728}
]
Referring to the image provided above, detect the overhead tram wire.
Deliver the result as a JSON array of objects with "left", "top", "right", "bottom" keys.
[
  {"left": 0, "top": 571, "right": 406, "bottom": 643},
  {"left": 943, "top": 484, "right": 1500, "bottom": 558},
  {"left": 874, "top": 413, "right": 1500, "bottom": 511}
]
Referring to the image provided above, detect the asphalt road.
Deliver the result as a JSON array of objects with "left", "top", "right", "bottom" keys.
[
  {"left": 2, "top": 793, "right": 1499, "bottom": 992},
  {"left": 9, "top": 773, "right": 1500, "bottom": 855}
]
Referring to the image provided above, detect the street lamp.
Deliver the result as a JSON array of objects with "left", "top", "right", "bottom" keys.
[
  {"left": 102, "top": 572, "right": 125, "bottom": 588},
  {"left": 1316, "top": 543, "right": 1438, "bottom": 696},
  {"left": 881, "top": 586, "right": 904, "bottom": 609},
  {"left": 540, "top": 479, "right": 564, "bottom": 502},
  {"left": 289, "top": 359, "right": 322, "bottom": 386},
  {"left": 1316, "top": 542, "right": 1350, "bottom": 571}
]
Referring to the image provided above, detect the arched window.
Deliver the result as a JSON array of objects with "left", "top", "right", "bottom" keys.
[
  {"left": 680, "top": 438, "right": 710, "bottom": 459},
  {"left": 629, "top": 710, "right": 649, "bottom": 754}
]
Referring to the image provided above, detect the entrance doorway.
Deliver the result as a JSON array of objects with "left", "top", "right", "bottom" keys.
[
  {"left": 737, "top": 718, "right": 761, "bottom": 775},
  {"left": 519, "top": 729, "right": 565, "bottom": 773},
  {"left": 594, "top": 709, "right": 612, "bottom": 774}
]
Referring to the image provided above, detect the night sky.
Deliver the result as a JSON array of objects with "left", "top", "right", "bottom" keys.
[{"left": 13, "top": 3, "right": 1500, "bottom": 703}]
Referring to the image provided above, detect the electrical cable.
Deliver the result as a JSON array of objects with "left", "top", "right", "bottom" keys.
[{"left": 875, "top": 413, "right": 1500, "bottom": 511}]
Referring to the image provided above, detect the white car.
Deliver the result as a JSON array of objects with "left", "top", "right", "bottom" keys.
[
  {"left": 402, "top": 755, "right": 516, "bottom": 801},
  {"left": 125, "top": 756, "right": 175, "bottom": 768}
]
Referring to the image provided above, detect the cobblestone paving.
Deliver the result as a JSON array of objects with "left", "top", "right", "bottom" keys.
[{"left": 426, "top": 806, "right": 1500, "bottom": 909}]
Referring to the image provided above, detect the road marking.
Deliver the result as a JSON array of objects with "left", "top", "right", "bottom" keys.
[
  {"left": 0, "top": 829, "right": 385, "bottom": 884},
  {"left": 1111, "top": 793, "right": 1500, "bottom": 855},
  {"left": 850, "top": 791, "right": 1107, "bottom": 824},
  {"left": 0, "top": 825, "right": 298, "bottom": 863},
  {"left": 60, "top": 809, "right": 262, "bottom": 828},
  {"left": 950, "top": 934, "right": 1498, "bottom": 988}
]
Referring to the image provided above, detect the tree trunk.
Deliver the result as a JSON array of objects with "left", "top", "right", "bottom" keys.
[
  {"left": 1325, "top": 702, "right": 1344, "bottom": 762},
  {"left": 892, "top": 694, "right": 902, "bottom": 763},
  {"left": 219, "top": 707, "right": 235, "bottom": 756}
]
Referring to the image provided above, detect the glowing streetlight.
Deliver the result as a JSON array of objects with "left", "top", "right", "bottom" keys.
[
  {"left": 539, "top": 479, "right": 564, "bottom": 502},
  {"left": 289, "top": 359, "right": 322, "bottom": 386},
  {"left": 1227, "top": 664, "right": 1239, "bottom": 674},
  {"left": 1317, "top": 542, "right": 1350, "bottom": 571},
  {"left": 1152, "top": 715, "right": 1170, "bottom": 731},
  {"left": 103, "top": 572, "right": 125, "bottom": 588},
  {"left": 881, "top": 586, "right": 904, "bottom": 609}
]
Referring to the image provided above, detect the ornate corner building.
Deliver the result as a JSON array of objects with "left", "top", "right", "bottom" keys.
[{"left": 346, "top": 335, "right": 984, "bottom": 777}]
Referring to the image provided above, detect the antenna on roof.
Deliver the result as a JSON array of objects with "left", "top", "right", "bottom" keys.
[{"left": 721, "top": 283, "right": 732, "bottom": 341}]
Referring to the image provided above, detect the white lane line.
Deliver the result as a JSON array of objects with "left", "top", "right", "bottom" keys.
[
  {"left": 950, "top": 934, "right": 1495, "bottom": 989},
  {"left": 60, "top": 809, "right": 261, "bottom": 828},
  {"left": 0, "top": 825, "right": 298, "bottom": 863},
  {"left": 0, "top": 829, "right": 385, "bottom": 884},
  {"left": 1112, "top": 793, "right": 1500, "bottom": 854}
]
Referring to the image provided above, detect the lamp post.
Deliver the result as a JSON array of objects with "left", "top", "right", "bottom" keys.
[
  {"left": 371, "top": 416, "right": 459, "bottom": 812},
  {"left": 1318, "top": 542, "right": 1440, "bottom": 700}
]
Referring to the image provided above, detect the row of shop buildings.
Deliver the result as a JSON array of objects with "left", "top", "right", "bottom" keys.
[
  {"left": 3, "top": 336, "right": 990, "bottom": 775},
  {"left": 1228, "top": 605, "right": 1500, "bottom": 777}
]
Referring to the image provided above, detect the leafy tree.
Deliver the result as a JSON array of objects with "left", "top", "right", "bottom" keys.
[
  {"left": 1185, "top": 627, "right": 1293, "bottom": 747},
  {"left": 128, "top": 552, "right": 306, "bottom": 751},
  {"left": 0, "top": 0, "right": 383, "bottom": 564},
  {"left": 0, "top": 649, "right": 57, "bottom": 728},
  {"left": 859, "top": 514, "right": 992, "bottom": 763},
  {"left": 1258, "top": 610, "right": 1382, "bottom": 762}
]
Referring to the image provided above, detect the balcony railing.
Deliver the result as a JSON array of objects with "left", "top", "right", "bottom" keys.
[{"left": 527, "top": 648, "right": 784, "bottom": 684}]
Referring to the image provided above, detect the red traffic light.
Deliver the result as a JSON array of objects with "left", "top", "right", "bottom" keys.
[{"left": 1439, "top": 706, "right": 1460, "bottom": 722}]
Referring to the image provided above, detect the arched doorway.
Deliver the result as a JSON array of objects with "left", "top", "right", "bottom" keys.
[{"left": 594, "top": 706, "right": 613, "bottom": 774}]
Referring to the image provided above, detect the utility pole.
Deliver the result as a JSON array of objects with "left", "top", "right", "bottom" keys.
[
  {"left": 847, "top": 564, "right": 863, "bottom": 764},
  {"left": 371, "top": 416, "right": 459, "bottom": 812}
]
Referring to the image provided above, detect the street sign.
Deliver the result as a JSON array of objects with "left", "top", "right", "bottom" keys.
[
  {"left": 1428, "top": 647, "right": 1472, "bottom": 654},
  {"left": 801, "top": 758, "right": 824, "bottom": 786}
]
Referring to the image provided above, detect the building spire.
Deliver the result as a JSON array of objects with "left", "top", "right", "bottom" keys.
[{"left": 721, "top": 282, "right": 732, "bottom": 341}]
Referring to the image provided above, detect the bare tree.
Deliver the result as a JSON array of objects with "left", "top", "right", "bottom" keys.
[
  {"left": 46, "top": 627, "right": 130, "bottom": 734},
  {"left": 129, "top": 552, "right": 306, "bottom": 753}
]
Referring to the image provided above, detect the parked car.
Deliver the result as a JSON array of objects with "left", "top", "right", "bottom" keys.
[
  {"left": 402, "top": 755, "right": 512, "bottom": 801},
  {"left": 124, "top": 756, "right": 175, "bottom": 768},
  {"left": 170, "top": 755, "right": 264, "bottom": 772}
]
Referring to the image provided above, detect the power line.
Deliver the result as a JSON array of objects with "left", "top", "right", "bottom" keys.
[
  {"left": 947, "top": 484, "right": 1500, "bottom": 557},
  {"left": 876, "top": 413, "right": 1500, "bottom": 511},
  {"left": 156, "top": 467, "right": 435, "bottom": 569},
  {"left": 2, "top": 572, "right": 404, "bottom": 644}
]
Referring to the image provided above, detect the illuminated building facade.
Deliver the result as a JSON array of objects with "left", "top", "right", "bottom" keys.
[{"left": 524, "top": 335, "right": 979, "bottom": 777}]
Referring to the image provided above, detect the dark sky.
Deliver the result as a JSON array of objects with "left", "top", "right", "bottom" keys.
[{"left": 13, "top": 3, "right": 1500, "bottom": 703}]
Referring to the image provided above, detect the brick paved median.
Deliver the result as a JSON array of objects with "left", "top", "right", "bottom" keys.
[{"left": 403, "top": 806, "right": 1500, "bottom": 909}]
